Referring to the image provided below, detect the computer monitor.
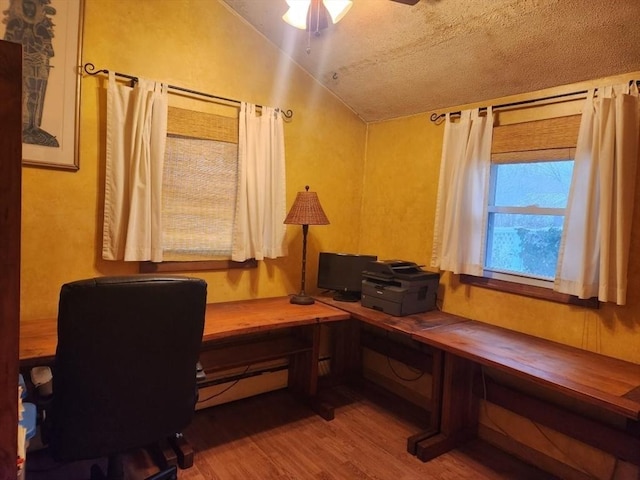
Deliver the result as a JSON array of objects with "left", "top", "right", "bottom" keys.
[{"left": 317, "top": 252, "right": 377, "bottom": 302}]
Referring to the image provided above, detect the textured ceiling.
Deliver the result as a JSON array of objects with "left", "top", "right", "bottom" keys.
[{"left": 221, "top": 0, "right": 640, "bottom": 122}]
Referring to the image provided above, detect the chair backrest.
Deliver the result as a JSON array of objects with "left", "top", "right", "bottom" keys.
[{"left": 50, "top": 275, "right": 207, "bottom": 461}]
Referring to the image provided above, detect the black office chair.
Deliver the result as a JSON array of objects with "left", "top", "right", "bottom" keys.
[{"left": 47, "top": 275, "right": 207, "bottom": 480}]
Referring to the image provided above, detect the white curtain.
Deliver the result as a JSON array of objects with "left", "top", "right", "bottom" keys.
[
  {"left": 102, "top": 72, "right": 168, "bottom": 261},
  {"left": 431, "top": 107, "right": 493, "bottom": 276},
  {"left": 555, "top": 83, "right": 640, "bottom": 305},
  {"left": 232, "top": 102, "right": 287, "bottom": 261}
]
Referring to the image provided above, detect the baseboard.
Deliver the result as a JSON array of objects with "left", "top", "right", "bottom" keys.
[{"left": 196, "top": 369, "right": 288, "bottom": 410}]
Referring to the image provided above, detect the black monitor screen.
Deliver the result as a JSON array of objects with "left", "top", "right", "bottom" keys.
[{"left": 317, "top": 252, "right": 377, "bottom": 302}]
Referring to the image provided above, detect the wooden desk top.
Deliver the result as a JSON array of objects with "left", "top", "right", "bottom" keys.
[
  {"left": 317, "top": 296, "right": 469, "bottom": 335},
  {"left": 318, "top": 295, "right": 640, "bottom": 420},
  {"left": 201, "top": 296, "right": 349, "bottom": 343},
  {"left": 410, "top": 320, "right": 640, "bottom": 420},
  {"left": 20, "top": 294, "right": 640, "bottom": 420},
  {"left": 19, "top": 297, "right": 350, "bottom": 366},
  {"left": 20, "top": 317, "right": 58, "bottom": 367}
]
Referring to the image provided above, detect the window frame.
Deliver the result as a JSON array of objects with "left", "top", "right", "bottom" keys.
[
  {"left": 139, "top": 259, "right": 257, "bottom": 273},
  {"left": 459, "top": 273, "right": 599, "bottom": 308}
]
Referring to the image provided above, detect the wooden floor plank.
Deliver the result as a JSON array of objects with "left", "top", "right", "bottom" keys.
[{"left": 25, "top": 385, "right": 557, "bottom": 480}]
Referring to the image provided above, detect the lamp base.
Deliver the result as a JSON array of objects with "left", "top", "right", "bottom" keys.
[{"left": 290, "top": 294, "right": 315, "bottom": 305}]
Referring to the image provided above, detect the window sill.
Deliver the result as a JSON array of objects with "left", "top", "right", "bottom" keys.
[
  {"left": 459, "top": 274, "right": 599, "bottom": 308},
  {"left": 140, "top": 259, "right": 257, "bottom": 273}
]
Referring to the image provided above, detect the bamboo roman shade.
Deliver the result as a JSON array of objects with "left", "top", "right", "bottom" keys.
[
  {"left": 491, "top": 114, "right": 581, "bottom": 163},
  {"left": 167, "top": 107, "right": 238, "bottom": 143},
  {"left": 162, "top": 107, "right": 239, "bottom": 261}
]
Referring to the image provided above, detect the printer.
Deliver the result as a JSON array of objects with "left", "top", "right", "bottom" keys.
[{"left": 361, "top": 260, "right": 439, "bottom": 316}]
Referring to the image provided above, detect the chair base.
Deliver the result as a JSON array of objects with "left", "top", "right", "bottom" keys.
[
  {"left": 146, "top": 465, "right": 178, "bottom": 480},
  {"left": 89, "top": 454, "right": 177, "bottom": 480},
  {"left": 90, "top": 455, "right": 123, "bottom": 480}
]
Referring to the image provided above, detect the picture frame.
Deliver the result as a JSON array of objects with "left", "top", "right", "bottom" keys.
[{"left": 1, "top": 0, "right": 84, "bottom": 170}]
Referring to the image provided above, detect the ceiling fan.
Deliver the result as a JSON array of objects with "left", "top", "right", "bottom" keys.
[{"left": 283, "top": 0, "right": 419, "bottom": 33}]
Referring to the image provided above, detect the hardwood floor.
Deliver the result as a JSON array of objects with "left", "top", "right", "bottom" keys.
[{"left": 26, "top": 384, "right": 557, "bottom": 480}]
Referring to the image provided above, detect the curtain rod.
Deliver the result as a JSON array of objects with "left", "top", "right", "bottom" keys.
[
  {"left": 429, "top": 79, "right": 640, "bottom": 124},
  {"left": 82, "top": 62, "right": 294, "bottom": 120}
]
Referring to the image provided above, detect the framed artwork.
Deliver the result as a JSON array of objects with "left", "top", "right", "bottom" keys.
[{"left": 1, "top": 0, "right": 84, "bottom": 170}]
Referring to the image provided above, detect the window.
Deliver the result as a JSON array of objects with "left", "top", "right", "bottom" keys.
[
  {"left": 484, "top": 157, "right": 573, "bottom": 287},
  {"left": 140, "top": 103, "right": 286, "bottom": 273},
  {"left": 479, "top": 114, "right": 581, "bottom": 289},
  {"left": 460, "top": 114, "right": 599, "bottom": 306},
  {"left": 139, "top": 106, "right": 257, "bottom": 273}
]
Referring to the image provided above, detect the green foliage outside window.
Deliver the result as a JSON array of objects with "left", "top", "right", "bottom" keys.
[{"left": 516, "top": 227, "right": 562, "bottom": 279}]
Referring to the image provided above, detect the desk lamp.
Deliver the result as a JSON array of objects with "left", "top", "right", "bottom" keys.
[{"left": 284, "top": 185, "right": 329, "bottom": 305}]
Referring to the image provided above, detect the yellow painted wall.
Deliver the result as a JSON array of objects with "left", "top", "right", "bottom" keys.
[
  {"left": 361, "top": 73, "right": 640, "bottom": 365},
  {"left": 20, "top": 0, "right": 366, "bottom": 320}
]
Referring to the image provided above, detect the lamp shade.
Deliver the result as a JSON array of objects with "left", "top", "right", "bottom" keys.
[{"left": 284, "top": 185, "right": 330, "bottom": 226}]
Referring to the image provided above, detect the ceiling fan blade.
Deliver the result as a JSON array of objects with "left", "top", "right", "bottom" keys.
[{"left": 390, "top": 0, "right": 420, "bottom": 5}]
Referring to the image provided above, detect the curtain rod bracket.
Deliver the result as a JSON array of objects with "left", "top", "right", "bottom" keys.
[
  {"left": 82, "top": 62, "right": 293, "bottom": 120},
  {"left": 430, "top": 113, "right": 445, "bottom": 125}
]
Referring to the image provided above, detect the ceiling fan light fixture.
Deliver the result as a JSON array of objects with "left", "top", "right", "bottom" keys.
[
  {"left": 283, "top": 0, "right": 311, "bottom": 30},
  {"left": 282, "top": 0, "right": 352, "bottom": 30},
  {"left": 322, "top": 0, "right": 352, "bottom": 24}
]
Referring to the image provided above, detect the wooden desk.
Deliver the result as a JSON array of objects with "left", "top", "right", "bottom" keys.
[
  {"left": 317, "top": 297, "right": 470, "bottom": 453},
  {"left": 20, "top": 295, "right": 640, "bottom": 468},
  {"left": 19, "top": 297, "right": 349, "bottom": 469},
  {"left": 20, "top": 297, "right": 349, "bottom": 420},
  {"left": 410, "top": 319, "right": 640, "bottom": 464},
  {"left": 197, "top": 297, "right": 348, "bottom": 418},
  {"left": 317, "top": 296, "right": 640, "bottom": 465}
]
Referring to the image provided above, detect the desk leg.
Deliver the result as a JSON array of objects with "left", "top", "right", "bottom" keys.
[
  {"left": 415, "top": 352, "right": 477, "bottom": 462},
  {"left": 288, "top": 324, "right": 335, "bottom": 421},
  {"left": 407, "top": 347, "right": 443, "bottom": 455},
  {"left": 329, "top": 319, "right": 362, "bottom": 386}
]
